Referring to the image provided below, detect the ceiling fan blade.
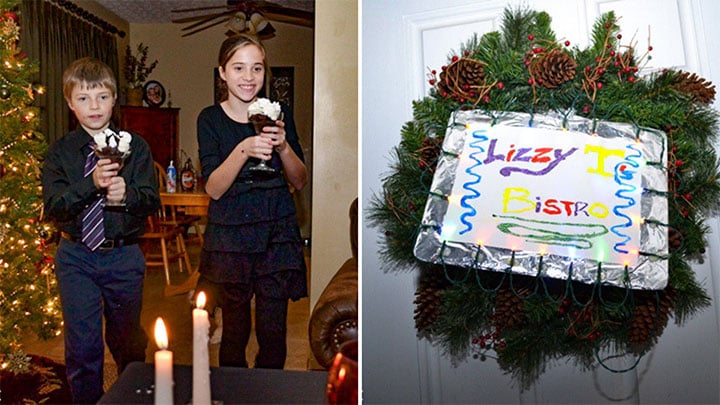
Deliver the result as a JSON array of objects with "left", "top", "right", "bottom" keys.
[
  {"left": 172, "top": 9, "right": 234, "bottom": 24},
  {"left": 262, "top": 11, "right": 313, "bottom": 27},
  {"left": 175, "top": 10, "right": 235, "bottom": 30},
  {"left": 181, "top": 17, "right": 231, "bottom": 37}
]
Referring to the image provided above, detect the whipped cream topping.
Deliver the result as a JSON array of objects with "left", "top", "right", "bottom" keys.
[
  {"left": 93, "top": 128, "right": 132, "bottom": 153},
  {"left": 248, "top": 98, "right": 281, "bottom": 120}
]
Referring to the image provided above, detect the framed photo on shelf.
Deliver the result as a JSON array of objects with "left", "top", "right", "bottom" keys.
[{"left": 143, "top": 80, "right": 166, "bottom": 107}]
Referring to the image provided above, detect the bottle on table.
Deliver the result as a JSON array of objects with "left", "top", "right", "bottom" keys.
[
  {"left": 181, "top": 158, "right": 196, "bottom": 192},
  {"left": 166, "top": 160, "right": 176, "bottom": 193}
]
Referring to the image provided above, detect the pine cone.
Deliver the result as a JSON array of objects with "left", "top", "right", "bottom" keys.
[
  {"left": 417, "top": 137, "right": 441, "bottom": 170},
  {"left": 493, "top": 286, "right": 526, "bottom": 331},
  {"left": 669, "top": 228, "right": 683, "bottom": 252},
  {"left": 413, "top": 269, "right": 449, "bottom": 332},
  {"left": 673, "top": 71, "right": 716, "bottom": 103},
  {"left": 529, "top": 50, "right": 577, "bottom": 89},
  {"left": 437, "top": 58, "right": 486, "bottom": 98},
  {"left": 628, "top": 289, "right": 676, "bottom": 353}
]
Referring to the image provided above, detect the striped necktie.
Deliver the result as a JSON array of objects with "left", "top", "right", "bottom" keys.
[{"left": 80, "top": 141, "right": 105, "bottom": 251}]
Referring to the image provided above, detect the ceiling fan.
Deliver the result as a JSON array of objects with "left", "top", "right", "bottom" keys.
[{"left": 172, "top": 0, "right": 314, "bottom": 39}]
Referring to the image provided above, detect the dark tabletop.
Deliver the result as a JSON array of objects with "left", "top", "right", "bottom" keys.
[{"left": 99, "top": 362, "right": 328, "bottom": 404}]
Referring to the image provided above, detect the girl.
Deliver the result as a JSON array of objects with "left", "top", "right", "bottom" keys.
[{"left": 196, "top": 34, "right": 308, "bottom": 368}]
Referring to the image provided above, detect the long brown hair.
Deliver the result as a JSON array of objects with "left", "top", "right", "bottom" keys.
[{"left": 216, "top": 34, "right": 271, "bottom": 102}]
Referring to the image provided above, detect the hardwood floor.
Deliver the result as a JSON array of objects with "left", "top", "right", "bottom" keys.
[{"left": 20, "top": 242, "right": 312, "bottom": 391}]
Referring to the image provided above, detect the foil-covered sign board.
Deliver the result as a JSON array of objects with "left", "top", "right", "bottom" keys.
[{"left": 414, "top": 110, "right": 669, "bottom": 289}]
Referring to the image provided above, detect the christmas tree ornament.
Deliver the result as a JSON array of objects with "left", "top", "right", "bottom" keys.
[{"left": 0, "top": 84, "right": 10, "bottom": 99}]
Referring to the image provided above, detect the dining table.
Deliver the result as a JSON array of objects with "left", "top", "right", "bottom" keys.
[
  {"left": 98, "top": 362, "right": 328, "bottom": 404},
  {"left": 160, "top": 190, "right": 211, "bottom": 217}
]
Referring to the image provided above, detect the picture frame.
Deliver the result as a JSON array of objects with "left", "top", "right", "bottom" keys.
[{"left": 143, "top": 80, "right": 166, "bottom": 107}]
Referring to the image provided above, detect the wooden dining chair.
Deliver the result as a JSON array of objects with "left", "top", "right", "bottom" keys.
[
  {"left": 153, "top": 161, "right": 204, "bottom": 245},
  {"left": 139, "top": 213, "right": 192, "bottom": 285}
]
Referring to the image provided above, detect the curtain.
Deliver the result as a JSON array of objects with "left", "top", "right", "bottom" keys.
[{"left": 19, "top": 0, "right": 118, "bottom": 144}]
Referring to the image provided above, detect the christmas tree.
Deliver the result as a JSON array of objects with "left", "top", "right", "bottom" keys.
[{"left": 0, "top": 0, "right": 62, "bottom": 365}]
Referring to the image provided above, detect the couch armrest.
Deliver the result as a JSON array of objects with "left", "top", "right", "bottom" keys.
[{"left": 308, "top": 258, "right": 358, "bottom": 369}]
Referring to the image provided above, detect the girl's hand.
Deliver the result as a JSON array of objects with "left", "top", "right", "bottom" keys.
[
  {"left": 260, "top": 119, "right": 288, "bottom": 153},
  {"left": 239, "top": 135, "right": 274, "bottom": 160}
]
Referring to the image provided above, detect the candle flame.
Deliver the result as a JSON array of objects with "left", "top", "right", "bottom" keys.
[
  {"left": 196, "top": 291, "right": 206, "bottom": 310},
  {"left": 155, "top": 317, "right": 168, "bottom": 350}
]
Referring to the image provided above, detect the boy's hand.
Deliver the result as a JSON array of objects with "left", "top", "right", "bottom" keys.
[
  {"left": 106, "top": 176, "right": 126, "bottom": 204},
  {"left": 93, "top": 158, "right": 119, "bottom": 189}
]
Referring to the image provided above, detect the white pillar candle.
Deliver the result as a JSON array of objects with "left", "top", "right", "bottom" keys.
[
  {"left": 154, "top": 317, "right": 173, "bottom": 405},
  {"left": 193, "top": 291, "right": 211, "bottom": 405}
]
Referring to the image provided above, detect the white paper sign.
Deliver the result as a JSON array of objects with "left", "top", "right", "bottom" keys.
[{"left": 441, "top": 123, "right": 643, "bottom": 266}]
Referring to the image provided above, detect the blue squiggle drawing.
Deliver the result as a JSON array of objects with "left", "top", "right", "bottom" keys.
[
  {"left": 458, "top": 129, "right": 488, "bottom": 235},
  {"left": 610, "top": 143, "right": 642, "bottom": 254}
]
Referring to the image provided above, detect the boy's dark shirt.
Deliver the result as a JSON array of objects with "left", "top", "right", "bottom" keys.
[{"left": 42, "top": 125, "right": 160, "bottom": 239}]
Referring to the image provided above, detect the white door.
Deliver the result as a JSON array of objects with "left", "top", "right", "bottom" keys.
[{"left": 362, "top": 0, "right": 720, "bottom": 403}]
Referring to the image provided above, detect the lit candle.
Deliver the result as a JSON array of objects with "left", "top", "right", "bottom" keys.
[
  {"left": 193, "top": 291, "right": 211, "bottom": 405},
  {"left": 154, "top": 317, "right": 173, "bottom": 405}
]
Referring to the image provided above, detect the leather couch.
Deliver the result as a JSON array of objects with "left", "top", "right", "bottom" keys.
[{"left": 308, "top": 198, "right": 358, "bottom": 369}]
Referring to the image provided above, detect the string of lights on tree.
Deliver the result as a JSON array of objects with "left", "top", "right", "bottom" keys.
[
  {"left": 0, "top": 0, "right": 62, "bottom": 374},
  {"left": 369, "top": 8, "right": 719, "bottom": 389}
]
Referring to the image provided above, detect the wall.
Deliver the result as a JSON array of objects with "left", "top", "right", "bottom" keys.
[{"left": 310, "top": 0, "right": 358, "bottom": 308}]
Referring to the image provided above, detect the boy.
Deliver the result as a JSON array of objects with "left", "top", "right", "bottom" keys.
[{"left": 42, "top": 57, "right": 160, "bottom": 403}]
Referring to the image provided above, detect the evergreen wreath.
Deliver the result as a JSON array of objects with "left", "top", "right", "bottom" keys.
[{"left": 368, "top": 7, "right": 720, "bottom": 389}]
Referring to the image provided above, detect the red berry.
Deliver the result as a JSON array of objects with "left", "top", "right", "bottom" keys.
[
  {"left": 441, "top": 65, "right": 447, "bottom": 71},
  {"left": 431, "top": 69, "right": 437, "bottom": 75},
  {"left": 441, "top": 91, "right": 447, "bottom": 97},
  {"left": 617, "top": 34, "right": 622, "bottom": 40},
  {"left": 464, "top": 50, "right": 470, "bottom": 57},
  {"left": 676, "top": 159, "right": 684, "bottom": 167},
  {"left": 497, "top": 82, "right": 504, "bottom": 89},
  {"left": 610, "top": 50, "right": 616, "bottom": 56},
  {"left": 582, "top": 106, "right": 590, "bottom": 114},
  {"left": 596, "top": 82, "right": 603, "bottom": 89},
  {"left": 528, "top": 34, "right": 535, "bottom": 41},
  {"left": 648, "top": 45, "right": 654, "bottom": 51},
  {"left": 483, "top": 95, "right": 490, "bottom": 103},
  {"left": 628, "top": 76, "right": 635, "bottom": 83},
  {"left": 558, "top": 307, "right": 565, "bottom": 315},
  {"left": 451, "top": 55, "right": 458, "bottom": 62},
  {"left": 685, "top": 193, "right": 692, "bottom": 200},
  {"left": 564, "top": 40, "right": 571, "bottom": 46},
  {"left": 605, "top": 23, "right": 611, "bottom": 29},
  {"left": 528, "top": 78, "right": 534, "bottom": 85},
  {"left": 585, "top": 66, "right": 591, "bottom": 72},
  {"left": 429, "top": 79, "right": 435, "bottom": 85},
  {"left": 472, "top": 338, "right": 479, "bottom": 344},
  {"left": 533, "top": 47, "right": 541, "bottom": 54}
]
